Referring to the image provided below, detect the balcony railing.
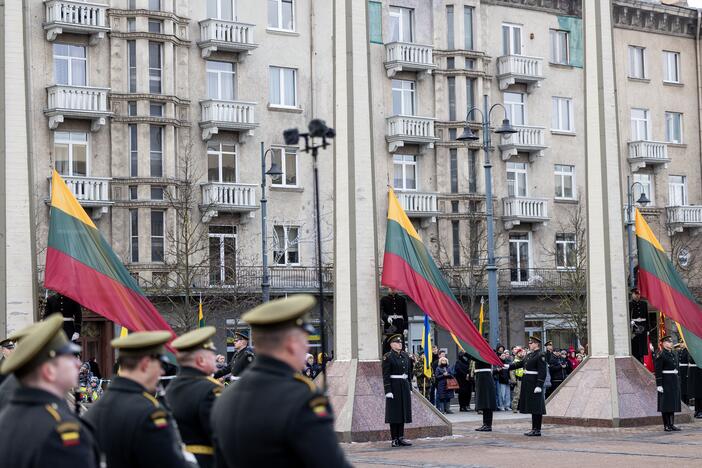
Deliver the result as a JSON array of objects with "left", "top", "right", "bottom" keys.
[
  {"left": 384, "top": 42, "right": 436, "bottom": 78},
  {"left": 502, "top": 197, "right": 550, "bottom": 229},
  {"left": 385, "top": 115, "right": 438, "bottom": 152},
  {"left": 499, "top": 125, "right": 546, "bottom": 160},
  {"left": 666, "top": 205, "right": 702, "bottom": 233},
  {"left": 199, "top": 99, "right": 258, "bottom": 140},
  {"left": 439, "top": 267, "right": 586, "bottom": 295},
  {"left": 627, "top": 141, "right": 670, "bottom": 171},
  {"left": 44, "top": 0, "right": 109, "bottom": 43},
  {"left": 49, "top": 175, "right": 111, "bottom": 205},
  {"left": 198, "top": 19, "right": 258, "bottom": 58},
  {"left": 496, "top": 55, "right": 545, "bottom": 92},
  {"left": 396, "top": 191, "right": 439, "bottom": 218},
  {"left": 45, "top": 85, "right": 111, "bottom": 130},
  {"left": 201, "top": 182, "right": 258, "bottom": 213}
]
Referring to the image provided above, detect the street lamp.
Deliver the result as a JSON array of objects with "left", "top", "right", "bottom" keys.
[
  {"left": 457, "top": 94, "right": 517, "bottom": 349},
  {"left": 625, "top": 177, "right": 650, "bottom": 290},
  {"left": 260, "top": 142, "right": 284, "bottom": 303}
]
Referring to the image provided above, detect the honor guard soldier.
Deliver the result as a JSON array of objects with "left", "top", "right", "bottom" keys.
[
  {"left": 473, "top": 356, "right": 498, "bottom": 432},
  {"left": 655, "top": 335, "right": 681, "bottom": 431},
  {"left": 0, "top": 314, "right": 99, "bottom": 467},
  {"left": 687, "top": 351, "right": 702, "bottom": 418},
  {"left": 166, "top": 326, "right": 224, "bottom": 468},
  {"left": 213, "top": 330, "right": 255, "bottom": 382},
  {"left": 676, "top": 343, "right": 690, "bottom": 405},
  {"left": 382, "top": 334, "right": 414, "bottom": 447},
  {"left": 44, "top": 293, "right": 83, "bottom": 342},
  {"left": 84, "top": 331, "right": 191, "bottom": 468},
  {"left": 508, "top": 336, "right": 547, "bottom": 436},
  {"left": 211, "top": 295, "right": 350, "bottom": 468},
  {"left": 629, "top": 288, "right": 650, "bottom": 363},
  {"left": 380, "top": 290, "right": 408, "bottom": 354}
]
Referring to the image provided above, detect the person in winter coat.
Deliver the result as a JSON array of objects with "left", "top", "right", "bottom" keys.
[
  {"left": 655, "top": 335, "right": 681, "bottom": 431},
  {"left": 453, "top": 352, "right": 473, "bottom": 411},
  {"left": 508, "top": 336, "right": 548, "bottom": 436},
  {"left": 546, "top": 349, "right": 570, "bottom": 397},
  {"left": 434, "top": 357, "right": 455, "bottom": 414},
  {"left": 304, "top": 354, "right": 320, "bottom": 380},
  {"left": 496, "top": 352, "right": 512, "bottom": 410},
  {"left": 473, "top": 357, "right": 498, "bottom": 432},
  {"left": 567, "top": 347, "right": 579, "bottom": 370},
  {"left": 383, "top": 335, "right": 414, "bottom": 447},
  {"left": 510, "top": 347, "right": 526, "bottom": 413}
]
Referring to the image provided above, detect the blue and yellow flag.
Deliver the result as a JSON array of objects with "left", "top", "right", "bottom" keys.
[{"left": 421, "top": 315, "right": 432, "bottom": 378}]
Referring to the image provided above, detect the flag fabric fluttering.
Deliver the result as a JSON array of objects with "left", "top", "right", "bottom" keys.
[
  {"left": 658, "top": 311, "right": 667, "bottom": 349},
  {"left": 422, "top": 315, "right": 432, "bottom": 378},
  {"left": 382, "top": 188, "right": 502, "bottom": 366},
  {"left": 478, "top": 297, "right": 485, "bottom": 336},
  {"left": 198, "top": 294, "right": 205, "bottom": 328},
  {"left": 119, "top": 325, "right": 129, "bottom": 338},
  {"left": 450, "top": 331, "right": 465, "bottom": 353},
  {"left": 45, "top": 170, "right": 175, "bottom": 340}
]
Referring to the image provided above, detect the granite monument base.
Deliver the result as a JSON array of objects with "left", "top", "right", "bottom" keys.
[
  {"left": 324, "top": 359, "right": 452, "bottom": 442},
  {"left": 545, "top": 356, "right": 693, "bottom": 427}
]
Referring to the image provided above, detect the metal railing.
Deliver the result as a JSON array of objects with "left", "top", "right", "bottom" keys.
[
  {"left": 439, "top": 267, "right": 586, "bottom": 294},
  {"left": 46, "top": 85, "right": 109, "bottom": 113},
  {"left": 502, "top": 197, "right": 549, "bottom": 220},
  {"left": 201, "top": 183, "right": 258, "bottom": 209},
  {"left": 386, "top": 115, "right": 436, "bottom": 140},
  {"left": 385, "top": 42, "right": 434, "bottom": 67},
  {"left": 199, "top": 19, "right": 255, "bottom": 47},
  {"left": 628, "top": 141, "right": 669, "bottom": 161},
  {"left": 45, "top": 0, "right": 107, "bottom": 29},
  {"left": 200, "top": 99, "right": 256, "bottom": 126},
  {"left": 496, "top": 55, "right": 544, "bottom": 79},
  {"left": 396, "top": 191, "right": 438, "bottom": 215}
]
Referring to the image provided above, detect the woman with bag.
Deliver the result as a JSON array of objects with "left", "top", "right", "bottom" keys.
[{"left": 434, "top": 357, "right": 456, "bottom": 413}]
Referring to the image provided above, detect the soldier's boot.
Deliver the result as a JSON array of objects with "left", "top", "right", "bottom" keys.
[
  {"left": 475, "top": 425, "right": 491, "bottom": 432},
  {"left": 663, "top": 413, "right": 672, "bottom": 431},
  {"left": 391, "top": 439, "right": 400, "bottom": 447},
  {"left": 670, "top": 414, "right": 681, "bottom": 431},
  {"left": 397, "top": 438, "right": 412, "bottom": 446}
]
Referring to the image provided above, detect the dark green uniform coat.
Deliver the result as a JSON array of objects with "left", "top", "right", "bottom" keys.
[
  {"left": 510, "top": 350, "right": 547, "bottom": 415},
  {"left": 211, "top": 355, "right": 351, "bottom": 468},
  {"left": 382, "top": 350, "right": 413, "bottom": 424},
  {"left": 165, "top": 366, "right": 223, "bottom": 468},
  {"left": 656, "top": 348, "right": 681, "bottom": 413},
  {"left": 0, "top": 388, "right": 100, "bottom": 468},
  {"left": 688, "top": 355, "right": 702, "bottom": 399},
  {"left": 84, "top": 376, "right": 190, "bottom": 468},
  {"left": 473, "top": 358, "right": 497, "bottom": 411}
]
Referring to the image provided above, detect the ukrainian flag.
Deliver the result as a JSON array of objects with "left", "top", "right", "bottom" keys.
[{"left": 421, "top": 315, "right": 432, "bottom": 378}]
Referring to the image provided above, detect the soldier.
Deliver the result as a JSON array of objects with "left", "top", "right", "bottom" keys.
[
  {"left": 213, "top": 330, "right": 255, "bottom": 382},
  {"left": 473, "top": 355, "right": 497, "bottom": 432},
  {"left": 676, "top": 343, "right": 689, "bottom": 405},
  {"left": 84, "top": 331, "right": 191, "bottom": 468},
  {"left": 211, "top": 295, "right": 351, "bottom": 467},
  {"left": 688, "top": 352, "right": 702, "bottom": 418},
  {"left": 380, "top": 289, "right": 408, "bottom": 354},
  {"left": 44, "top": 293, "right": 83, "bottom": 343},
  {"left": 629, "top": 288, "right": 649, "bottom": 363},
  {"left": 0, "top": 322, "right": 42, "bottom": 411},
  {"left": 0, "top": 314, "right": 99, "bottom": 467},
  {"left": 655, "top": 335, "right": 681, "bottom": 431},
  {"left": 0, "top": 338, "right": 16, "bottom": 386},
  {"left": 166, "top": 326, "right": 223, "bottom": 468},
  {"left": 382, "top": 334, "right": 413, "bottom": 447},
  {"left": 508, "top": 336, "right": 547, "bottom": 436}
]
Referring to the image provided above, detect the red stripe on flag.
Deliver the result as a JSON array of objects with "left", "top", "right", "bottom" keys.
[{"left": 639, "top": 268, "right": 702, "bottom": 338}]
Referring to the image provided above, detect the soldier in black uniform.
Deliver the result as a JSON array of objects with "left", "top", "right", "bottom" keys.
[
  {"left": 211, "top": 295, "right": 351, "bottom": 468},
  {"left": 84, "top": 330, "right": 191, "bottom": 468},
  {"left": 213, "top": 330, "right": 255, "bottom": 382},
  {"left": 508, "top": 336, "right": 547, "bottom": 436},
  {"left": 688, "top": 353, "right": 702, "bottom": 418},
  {"left": 0, "top": 314, "right": 99, "bottom": 467},
  {"left": 380, "top": 289, "right": 408, "bottom": 354},
  {"left": 166, "top": 326, "right": 224, "bottom": 468},
  {"left": 629, "top": 288, "right": 649, "bottom": 363},
  {"left": 382, "top": 334, "right": 414, "bottom": 447},
  {"left": 473, "top": 356, "right": 497, "bottom": 432},
  {"left": 676, "top": 343, "right": 690, "bottom": 405},
  {"left": 655, "top": 335, "right": 681, "bottom": 431},
  {"left": 44, "top": 292, "right": 83, "bottom": 342}
]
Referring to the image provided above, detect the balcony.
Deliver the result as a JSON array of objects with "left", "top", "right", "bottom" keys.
[
  {"left": 396, "top": 191, "right": 440, "bottom": 223},
  {"left": 627, "top": 141, "right": 670, "bottom": 171},
  {"left": 199, "top": 99, "right": 258, "bottom": 140},
  {"left": 44, "top": 0, "right": 109, "bottom": 44},
  {"left": 502, "top": 197, "right": 549, "bottom": 229},
  {"left": 198, "top": 19, "right": 258, "bottom": 58},
  {"left": 439, "top": 267, "right": 586, "bottom": 295},
  {"left": 48, "top": 175, "right": 112, "bottom": 218},
  {"left": 384, "top": 42, "right": 436, "bottom": 78},
  {"left": 499, "top": 125, "right": 546, "bottom": 161},
  {"left": 385, "top": 115, "right": 438, "bottom": 153},
  {"left": 666, "top": 206, "right": 702, "bottom": 233},
  {"left": 496, "top": 55, "right": 545, "bottom": 92},
  {"left": 45, "top": 85, "right": 111, "bottom": 130},
  {"left": 200, "top": 182, "right": 258, "bottom": 222}
]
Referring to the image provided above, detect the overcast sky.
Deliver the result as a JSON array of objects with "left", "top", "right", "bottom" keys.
[{"left": 687, "top": 0, "right": 702, "bottom": 7}]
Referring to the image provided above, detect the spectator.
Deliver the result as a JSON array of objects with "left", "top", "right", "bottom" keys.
[
  {"left": 413, "top": 349, "right": 431, "bottom": 399},
  {"left": 434, "top": 357, "right": 454, "bottom": 414},
  {"left": 429, "top": 347, "right": 443, "bottom": 406},
  {"left": 215, "top": 354, "right": 227, "bottom": 371},
  {"left": 88, "top": 357, "right": 102, "bottom": 380},
  {"left": 453, "top": 352, "right": 473, "bottom": 412},
  {"left": 78, "top": 362, "right": 93, "bottom": 388},
  {"left": 567, "top": 347, "right": 580, "bottom": 370},
  {"left": 304, "top": 354, "right": 320, "bottom": 379},
  {"left": 547, "top": 349, "right": 570, "bottom": 397},
  {"left": 510, "top": 347, "right": 526, "bottom": 413},
  {"left": 497, "top": 351, "right": 512, "bottom": 410}
]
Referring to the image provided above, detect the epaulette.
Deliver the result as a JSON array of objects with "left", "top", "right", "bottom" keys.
[
  {"left": 206, "top": 376, "right": 225, "bottom": 387},
  {"left": 141, "top": 391, "right": 159, "bottom": 407},
  {"left": 293, "top": 373, "right": 316, "bottom": 393},
  {"left": 149, "top": 409, "right": 169, "bottom": 429},
  {"left": 206, "top": 376, "right": 224, "bottom": 396},
  {"left": 44, "top": 404, "right": 81, "bottom": 447}
]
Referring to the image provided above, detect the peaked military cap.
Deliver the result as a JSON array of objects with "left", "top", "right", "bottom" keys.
[
  {"left": 387, "top": 334, "right": 403, "bottom": 344},
  {"left": 242, "top": 295, "right": 316, "bottom": 334},
  {"left": 171, "top": 326, "right": 217, "bottom": 353},
  {"left": 234, "top": 330, "right": 250, "bottom": 341},
  {"left": 111, "top": 330, "right": 172, "bottom": 358},
  {"left": 659, "top": 335, "right": 673, "bottom": 343},
  {"left": 0, "top": 314, "right": 80, "bottom": 376},
  {"left": 528, "top": 335, "right": 542, "bottom": 344},
  {"left": 7, "top": 321, "right": 43, "bottom": 343},
  {"left": 544, "top": 340, "right": 553, "bottom": 347}
]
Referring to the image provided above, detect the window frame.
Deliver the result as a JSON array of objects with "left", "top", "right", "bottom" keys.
[
  {"left": 662, "top": 50, "right": 680, "bottom": 84},
  {"left": 129, "top": 124, "right": 138, "bottom": 177},
  {"left": 506, "top": 162, "right": 528, "bottom": 198},
  {"left": 630, "top": 108, "right": 650, "bottom": 141},
  {"left": 207, "top": 60, "right": 237, "bottom": 101},
  {"left": 268, "top": 0, "right": 295, "bottom": 32},
  {"left": 504, "top": 92, "right": 526, "bottom": 126},
  {"left": 549, "top": 29, "right": 569, "bottom": 65},
  {"left": 554, "top": 164, "right": 575, "bottom": 200},
  {"left": 127, "top": 40, "right": 137, "bottom": 93},
  {"left": 148, "top": 41, "right": 163, "bottom": 94},
  {"left": 150, "top": 209, "right": 165, "bottom": 263},
  {"left": 130, "top": 208, "right": 139, "bottom": 263},
  {"left": 555, "top": 233, "right": 577, "bottom": 270},
  {"left": 628, "top": 45, "right": 646, "bottom": 79},
  {"left": 633, "top": 173, "right": 654, "bottom": 207},
  {"left": 54, "top": 131, "right": 89, "bottom": 177},
  {"left": 273, "top": 225, "right": 300, "bottom": 266},
  {"left": 446, "top": 5, "right": 454, "bottom": 50},
  {"left": 463, "top": 6, "right": 474, "bottom": 51},
  {"left": 389, "top": 6, "right": 414, "bottom": 43},
  {"left": 668, "top": 175, "right": 687, "bottom": 207},
  {"left": 53, "top": 43, "right": 87, "bottom": 86},
  {"left": 665, "top": 111, "right": 683, "bottom": 144},
  {"left": 270, "top": 146, "right": 298, "bottom": 187},
  {"left": 149, "top": 125, "right": 163, "bottom": 178},
  {"left": 392, "top": 154, "right": 417, "bottom": 191},
  {"left": 269, "top": 66, "right": 298, "bottom": 108},
  {"left": 207, "top": 0, "right": 235, "bottom": 21},
  {"left": 551, "top": 96, "right": 574, "bottom": 133},
  {"left": 501, "top": 22, "right": 522, "bottom": 56},
  {"left": 207, "top": 141, "right": 238, "bottom": 183},
  {"left": 391, "top": 79, "right": 416, "bottom": 116},
  {"left": 509, "top": 232, "right": 531, "bottom": 284}
]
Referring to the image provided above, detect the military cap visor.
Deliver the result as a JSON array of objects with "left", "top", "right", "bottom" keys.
[
  {"left": 242, "top": 295, "right": 317, "bottom": 334},
  {"left": 234, "top": 330, "right": 250, "bottom": 341},
  {"left": 544, "top": 341, "right": 553, "bottom": 346},
  {"left": 111, "top": 330, "right": 172, "bottom": 358},
  {"left": 660, "top": 335, "right": 673, "bottom": 343},
  {"left": 528, "top": 336, "right": 542, "bottom": 344},
  {"left": 171, "top": 326, "right": 217, "bottom": 353},
  {"left": 387, "top": 334, "right": 403, "bottom": 344}
]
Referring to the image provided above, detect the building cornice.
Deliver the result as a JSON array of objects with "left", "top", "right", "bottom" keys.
[
  {"left": 612, "top": 1, "right": 699, "bottom": 38},
  {"left": 482, "top": 0, "right": 582, "bottom": 18}
]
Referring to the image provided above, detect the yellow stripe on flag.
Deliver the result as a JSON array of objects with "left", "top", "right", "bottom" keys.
[
  {"left": 478, "top": 298, "right": 485, "bottom": 335},
  {"left": 119, "top": 325, "right": 129, "bottom": 337},
  {"left": 50, "top": 170, "right": 97, "bottom": 229},
  {"left": 450, "top": 331, "right": 465, "bottom": 352},
  {"left": 634, "top": 208, "right": 664, "bottom": 252},
  {"left": 387, "top": 188, "right": 422, "bottom": 242}
]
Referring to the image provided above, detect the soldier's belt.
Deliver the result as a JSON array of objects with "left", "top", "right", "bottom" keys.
[
  {"left": 230, "top": 376, "right": 241, "bottom": 381},
  {"left": 63, "top": 318, "right": 74, "bottom": 322},
  {"left": 390, "top": 374, "right": 408, "bottom": 379},
  {"left": 523, "top": 370, "right": 538, "bottom": 375},
  {"left": 690, "top": 364, "right": 698, "bottom": 368},
  {"left": 185, "top": 445, "right": 214, "bottom": 455},
  {"left": 474, "top": 368, "right": 492, "bottom": 373},
  {"left": 679, "top": 364, "right": 689, "bottom": 367},
  {"left": 662, "top": 370, "right": 678, "bottom": 374}
]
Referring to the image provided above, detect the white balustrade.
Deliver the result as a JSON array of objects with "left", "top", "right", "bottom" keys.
[
  {"left": 386, "top": 115, "right": 435, "bottom": 139},
  {"left": 503, "top": 197, "right": 549, "bottom": 220},
  {"left": 511, "top": 126, "right": 545, "bottom": 147},
  {"left": 45, "top": 0, "right": 107, "bottom": 28},
  {"left": 385, "top": 42, "right": 434, "bottom": 67},
  {"left": 47, "top": 85, "right": 109, "bottom": 113},
  {"left": 497, "top": 55, "right": 544, "bottom": 78},
  {"left": 202, "top": 183, "right": 258, "bottom": 209},
  {"left": 628, "top": 141, "right": 669, "bottom": 161},
  {"left": 60, "top": 176, "right": 111, "bottom": 203},
  {"left": 397, "top": 191, "right": 438, "bottom": 215},
  {"left": 200, "top": 19, "right": 256, "bottom": 47},
  {"left": 201, "top": 100, "right": 256, "bottom": 126},
  {"left": 667, "top": 206, "right": 702, "bottom": 225}
]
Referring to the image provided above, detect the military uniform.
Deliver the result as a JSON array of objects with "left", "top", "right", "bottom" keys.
[
  {"left": 473, "top": 358, "right": 497, "bottom": 431},
  {"left": 629, "top": 295, "right": 649, "bottom": 363},
  {"left": 678, "top": 346, "right": 690, "bottom": 404},
  {"left": 382, "top": 335, "right": 413, "bottom": 446},
  {"left": 688, "top": 354, "right": 702, "bottom": 418},
  {"left": 509, "top": 338, "right": 547, "bottom": 436},
  {"left": 655, "top": 340, "right": 681, "bottom": 431},
  {"left": 44, "top": 293, "right": 83, "bottom": 341},
  {"left": 0, "top": 374, "right": 18, "bottom": 411},
  {"left": 213, "top": 335, "right": 255, "bottom": 382},
  {"left": 380, "top": 293, "right": 408, "bottom": 354}
]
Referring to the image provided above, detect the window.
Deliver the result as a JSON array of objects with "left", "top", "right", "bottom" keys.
[
  {"left": 393, "top": 154, "right": 417, "bottom": 191},
  {"left": 148, "top": 0, "right": 160, "bottom": 11},
  {"left": 468, "top": 150, "right": 477, "bottom": 193},
  {"left": 149, "top": 102, "right": 163, "bottom": 117},
  {"left": 502, "top": 23, "right": 522, "bottom": 56},
  {"left": 151, "top": 186, "right": 164, "bottom": 200},
  {"left": 552, "top": 97, "right": 574, "bottom": 132},
  {"left": 665, "top": 111, "right": 683, "bottom": 144},
  {"left": 389, "top": 6, "right": 413, "bottom": 43},
  {"left": 150, "top": 126, "right": 163, "bottom": 177},
  {"left": 207, "top": 61, "right": 236, "bottom": 100},
  {"left": 466, "top": 78, "right": 475, "bottom": 118},
  {"left": 446, "top": 57, "right": 455, "bottom": 69},
  {"left": 668, "top": 175, "right": 687, "bottom": 206},
  {"left": 127, "top": 40, "right": 137, "bottom": 92},
  {"left": 368, "top": 1, "right": 382, "bottom": 44},
  {"left": 450, "top": 148, "right": 458, "bottom": 193},
  {"left": 207, "top": 0, "right": 234, "bottom": 20},
  {"left": 507, "top": 162, "right": 527, "bottom": 198},
  {"left": 463, "top": 6, "right": 473, "bottom": 50},
  {"left": 130, "top": 209, "right": 139, "bottom": 262},
  {"left": 447, "top": 76, "right": 456, "bottom": 121},
  {"left": 148, "top": 42, "right": 162, "bottom": 94},
  {"left": 504, "top": 92, "right": 525, "bottom": 126},
  {"left": 128, "top": 101, "right": 137, "bottom": 116},
  {"left": 663, "top": 51, "right": 680, "bottom": 83},
  {"left": 128, "top": 0, "right": 136, "bottom": 9},
  {"left": 269, "top": 66, "right": 297, "bottom": 107},
  {"left": 509, "top": 233, "right": 530, "bottom": 283},
  {"left": 54, "top": 132, "right": 88, "bottom": 177},
  {"left": 273, "top": 225, "right": 299, "bottom": 265},
  {"left": 268, "top": 0, "right": 294, "bottom": 31},
  {"left": 554, "top": 164, "right": 575, "bottom": 199},
  {"left": 129, "top": 124, "right": 138, "bottom": 177},
  {"left": 207, "top": 142, "right": 237, "bottom": 183},
  {"left": 628, "top": 46, "right": 646, "bottom": 79},
  {"left": 151, "top": 210, "right": 165, "bottom": 262},
  {"left": 209, "top": 225, "right": 237, "bottom": 286},
  {"left": 270, "top": 147, "right": 297, "bottom": 186},
  {"left": 550, "top": 29, "right": 569, "bottom": 65},
  {"left": 556, "top": 234, "right": 576, "bottom": 269},
  {"left": 148, "top": 19, "right": 163, "bottom": 33},
  {"left": 633, "top": 173, "right": 653, "bottom": 206},
  {"left": 53, "top": 44, "right": 86, "bottom": 86},
  {"left": 391, "top": 79, "right": 415, "bottom": 116},
  {"left": 448, "top": 128, "right": 456, "bottom": 140},
  {"left": 127, "top": 17, "right": 136, "bottom": 32},
  {"left": 446, "top": 5, "right": 454, "bottom": 49},
  {"left": 630, "top": 108, "right": 649, "bottom": 141},
  {"left": 129, "top": 186, "right": 138, "bottom": 200},
  {"left": 452, "top": 221, "right": 460, "bottom": 266}
]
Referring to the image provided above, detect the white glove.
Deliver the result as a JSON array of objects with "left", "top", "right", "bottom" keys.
[
  {"left": 534, "top": 387, "right": 542, "bottom": 394},
  {"left": 385, "top": 393, "right": 394, "bottom": 399},
  {"left": 503, "top": 364, "right": 510, "bottom": 369},
  {"left": 657, "top": 386, "right": 664, "bottom": 393},
  {"left": 71, "top": 332, "right": 79, "bottom": 341}
]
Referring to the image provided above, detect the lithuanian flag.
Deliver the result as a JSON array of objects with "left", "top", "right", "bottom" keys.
[
  {"left": 381, "top": 188, "right": 501, "bottom": 366},
  {"left": 45, "top": 171, "right": 175, "bottom": 339},
  {"left": 635, "top": 209, "right": 702, "bottom": 363}
]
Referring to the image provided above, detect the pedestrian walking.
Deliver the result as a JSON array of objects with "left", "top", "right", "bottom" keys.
[
  {"left": 508, "top": 336, "right": 547, "bottom": 436},
  {"left": 473, "top": 357, "right": 497, "bottom": 432},
  {"left": 655, "top": 335, "right": 681, "bottom": 431},
  {"left": 453, "top": 352, "right": 473, "bottom": 411},
  {"left": 383, "top": 334, "right": 414, "bottom": 447},
  {"left": 434, "top": 356, "right": 455, "bottom": 414}
]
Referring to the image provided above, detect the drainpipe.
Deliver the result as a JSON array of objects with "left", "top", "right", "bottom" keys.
[{"left": 696, "top": 10, "right": 702, "bottom": 203}]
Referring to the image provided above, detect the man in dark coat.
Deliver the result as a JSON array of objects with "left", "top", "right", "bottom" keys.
[
  {"left": 688, "top": 353, "right": 702, "bottom": 418},
  {"left": 546, "top": 344, "right": 568, "bottom": 398},
  {"left": 508, "top": 336, "right": 547, "bottom": 436},
  {"left": 380, "top": 290, "right": 408, "bottom": 354},
  {"left": 655, "top": 335, "right": 681, "bottom": 431},
  {"left": 629, "top": 288, "right": 649, "bottom": 363},
  {"left": 453, "top": 352, "right": 473, "bottom": 411},
  {"left": 383, "top": 334, "right": 414, "bottom": 447},
  {"left": 44, "top": 293, "right": 83, "bottom": 343},
  {"left": 213, "top": 330, "right": 255, "bottom": 382},
  {"left": 676, "top": 343, "right": 689, "bottom": 405},
  {"left": 473, "top": 356, "right": 497, "bottom": 431}
]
